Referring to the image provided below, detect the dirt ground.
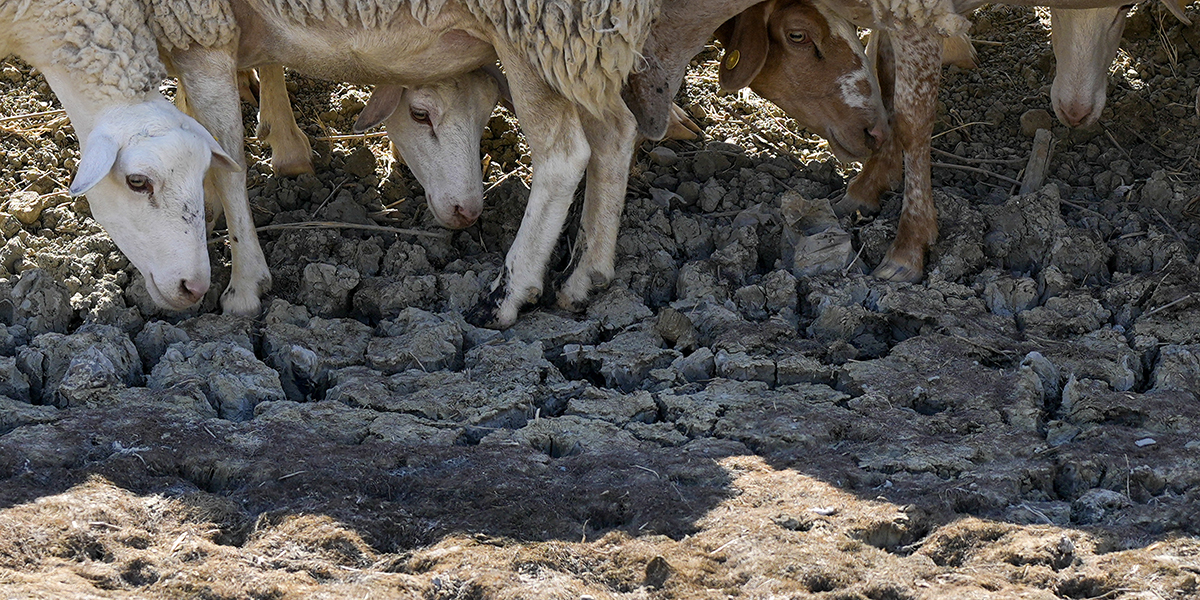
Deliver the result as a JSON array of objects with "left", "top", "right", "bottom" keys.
[{"left": 3, "top": 5, "right": 1200, "bottom": 599}]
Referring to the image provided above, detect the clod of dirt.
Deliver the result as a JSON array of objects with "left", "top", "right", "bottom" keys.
[
  {"left": 15, "top": 324, "right": 141, "bottom": 406},
  {"left": 10, "top": 269, "right": 72, "bottom": 336},
  {"left": 149, "top": 341, "right": 285, "bottom": 421},
  {"left": 1020, "top": 109, "right": 1054, "bottom": 137}
]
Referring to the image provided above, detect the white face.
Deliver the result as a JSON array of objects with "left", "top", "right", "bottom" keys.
[
  {"left": 71, "top": 100, "right": 238, "bottom": 310},
  {"left": 387, "top": 71, "right": 501, "bottom": 230},
  {"left": 1051, "top": 6, "right": 1129, "bottom": 128}
]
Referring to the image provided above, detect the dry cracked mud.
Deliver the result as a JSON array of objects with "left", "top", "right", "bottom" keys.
[{"left": 2, "top": 5, "right": 1200, "bottom": 599}]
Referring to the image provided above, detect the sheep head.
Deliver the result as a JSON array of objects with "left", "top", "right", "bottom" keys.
[
  {"left": 354, "top": 69, "right": 502, "bottom": 230},
  {"left": 716, "top": 0, "right": 889, "bottom": 162},
  {"left": 70, "top": 97, "right": 239, "bottom": 311}
]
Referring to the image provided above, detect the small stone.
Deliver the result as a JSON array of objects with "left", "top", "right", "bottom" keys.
[
  {"left": 648, "top": 146, "right": 678, "bottom": 167},
  {"left": 1135, "top": 437, "right": 1157, "bottom": 447},
  {"left": 1019, "top": 109, "right": 1053, "bottom": 137},
  {"left": 671, "top": 347, "right": 714, "bottom": 383},
  {"left": 6, "top": 191, "right": 47, "bottom": 225},
  {"left": 342, "top": 145, "right": 377, "bottom": 178}
]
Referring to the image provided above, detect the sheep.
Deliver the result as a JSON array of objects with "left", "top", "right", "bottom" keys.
[
  {"left": 1, "top": 0, "right": 242, "bottom": 311},
  {"left": 230, "top": 65, "right": 505, "bottom": 230},
  {"left": 821, "top": 0, "right": 1192, "bottom": 281},
  {"left": 155, "top": 0, "right": 658, "bottom": 327},
  {"left": 1049, "top": 4, "right": 1192, "bottom": 128},
  {"left": 629, "top": 0, "right": 1196, "bottom": 282},
  {"left": 712, "top": 0, "right": 890, "bottom": 162}
]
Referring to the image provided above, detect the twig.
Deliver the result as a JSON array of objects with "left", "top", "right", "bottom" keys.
[
  {"left": 1102, "top": 124, "right": 1132, "bottom": 161},
  {"left": 932, "top": 161, "right": 1022, "bottom": 186},
  {"left": 1019, "top": 128, "right": 1054, "bottom": 195},
  {"left": 312, "top": 131, "right": 390, "bottom": 142},
  {"left": 932, "top": 121, "right": 993, "bottom": 140},
  {"left": 932, "top": 147, "right": 1026, "bottom": 165},
  {"left": 311, "top": 177, "right": 348, "bottom": 218},
  {"left": 0, "top": 109, "right": 66, "bottom": 123},
  {"left": 1142, "top": 293, "right": 1197, "bottom": 318},
  {"left": 483, "top": 162, "right": 530, "bottom": 196},
  {"left": 208, "top": 221, "right": 449, "bottom": 245},
  {"left": 1152, "top": 208, "right": 1185, "bottom": 242},
  {"left": 1060, "top": 199, "right": 1107, "bottom": 219}
]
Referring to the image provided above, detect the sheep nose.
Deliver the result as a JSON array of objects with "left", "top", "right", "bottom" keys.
[
  {"left": 453, "top": 203, "right": 481, "bottom": 227},
  {"left": 1059, "top": 102, "right": 1094, "bottom": 128},
  {"left": 179, "top": 278, "right": 209, "bottom": 304},
  {"left": 865, "top": 125, "right": 887, "bottom": 152}
]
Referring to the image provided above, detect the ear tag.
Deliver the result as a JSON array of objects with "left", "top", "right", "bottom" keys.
[{"left": 725, "top": 50, "right": 741, "bottom": 70}]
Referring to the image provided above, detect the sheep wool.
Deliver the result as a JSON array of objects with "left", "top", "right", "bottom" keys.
[
  {"left": 145, "top": 0, "right": 238, "bottom": 51},
  {"left": 261, "top": 0, "right": 659, "bottom": 118},
  {"left": 867, "top": 0, "right": 969, "bottom": 37},
  {"left": 9, "top": 0, "right": 166, "bottom": 102},
  {"left": 461, "top": 0, "right": 660, "bottom": 117}
]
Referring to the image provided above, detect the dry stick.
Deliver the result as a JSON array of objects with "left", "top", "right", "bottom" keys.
[
  {"left": 310, "top": 177, "right": 348, "bottom": 219},
  {"left": 313, "top": 131, "right": 390, "bottom": 142},
  {"left": 1019, "top": 128, "right": 1053, "bottom": 195},
  {"left": 1141, "top": 292, "right": 1196, "bottom": 318},
  {"left": 1153, "top": 207, "right": 1186, "bottom": 242},
  {"left": 1060, "top": 199, "right": 1107, "bottom": 219},
  {"left": 208, "top": 221, "right": 448, "bottom": 246},
  {"left": 1102, "top": 124, "right": 1133, "bottom": 162},
  {"left": 932, "top": 161, "right": 1022, "bottom": 186},
  {"left": 932, "top": 147, "right": 1026, "bottom": 165},
  {"left": 931, "top": 121, "right": 993, "bottom": 140},
  {"left": 0, "top": 109, "right": 66, "bottom": 123},
  {"left": 483, "top": 162, "right": 530, "bottom": 196}
]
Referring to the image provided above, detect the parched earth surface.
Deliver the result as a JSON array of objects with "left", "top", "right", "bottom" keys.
[{"left": 3, "top": 5, "right": 1200, "bottom": 599}]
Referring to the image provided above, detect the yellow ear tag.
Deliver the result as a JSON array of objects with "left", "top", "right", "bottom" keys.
[{"left": 725, "top": 50, "right": 740, "bottom": 70}]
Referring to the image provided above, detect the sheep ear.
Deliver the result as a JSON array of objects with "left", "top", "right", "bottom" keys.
[
  {"left": 1161, "top": 0, "right": 1192, "bottom": 26},
  {"left": 481, "top": 63, "right": 514, "bottom": 112},
  {"left": 717, "top": 1, "right": 772, "bottom": 92},
  {"left": 183, "top": 118, "right": 242, "bottom": 173},
  {"left": 70, "top": 131, "right": 120, "bottom": 196},
  {"left": 354, "top": 85, "right": 406, "bottom": 133}
]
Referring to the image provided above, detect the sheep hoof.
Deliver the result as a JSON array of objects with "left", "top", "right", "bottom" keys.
[
  {"left": 466, "top": 287, "right": 504, "bottom": 329},
  {"left": 557, "top": 268, "right": 610, "bottom": 312},
  {"left": 220, "top": 286, "right": 262, "bottom": 316},
  {"left": 220, "top": 273, "right": 271, "bottom": 316},
  {"left": 271, "top": 156, "right": 316, "bottom": 177},
  {"left": 832, "top": 194, "right": 878, "bottom": 219},
  {"left": 871, "top": 258, "right": 923, "bottom": 283}
]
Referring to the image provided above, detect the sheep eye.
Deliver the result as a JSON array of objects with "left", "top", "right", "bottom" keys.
[
  {"left": 788, "top": 31, "right": 810, "bottom": 44},
  {"left": 410, "top": 108, "right": 431, "bottom": 124},
  {"left": 126, "top": 174, "right": 152, "bottom": 194}
]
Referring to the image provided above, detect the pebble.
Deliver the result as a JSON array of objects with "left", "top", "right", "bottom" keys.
[
  {"left": 5, "top": 191, "right": 45, "bottom": 225},
  {"left": 1019, "top": 109, "right": 1053, "bottom": 137}
]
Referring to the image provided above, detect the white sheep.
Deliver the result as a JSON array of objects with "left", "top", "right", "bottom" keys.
[
  {"left": 246, "top": 65, "right": 505, "bottom": 230},
  {"left": 1, "top": 0, "right": 240, "bottom": 310},
  {"left": 156, "top": 0, "right": 659, "bottom": 327}
]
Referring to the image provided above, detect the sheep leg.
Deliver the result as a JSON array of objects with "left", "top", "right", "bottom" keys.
[
  {"left": 171, "top": 45, "right": 272, "bottom": 316},
  {"left": 837, "top": 29, "right": 901, "bottom": 218},
  {"left": 256, "top": 65, "right": 315, "bottom": 177},
  {"left": 172, "top": 77, "right": 227, "bottom": 233},
  {"left": 557, "top": 104, "right": 639, "bottom": 312},
  {"left": 837, "top": 132, "right": 902, "bottom": 218},
  {"left": 873, "top": 26, "right": 942, "bottom": 283},
  {"left": 466, "top": 60, "right": 591, "bottom": 329}
]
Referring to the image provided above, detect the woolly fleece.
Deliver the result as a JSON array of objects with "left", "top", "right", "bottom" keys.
[
  {"left": 867, "top": 0, "right": 970, "bottom": 36},
  {"left": 9, "top": 0, "right": 166, "bottom": 102},
  {"left": 262, "top": 0, "right": 659, "bottom": 117}
]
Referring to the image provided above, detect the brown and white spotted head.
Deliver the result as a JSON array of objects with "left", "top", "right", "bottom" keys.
[{"left": 716, "top": 0, "right": 889, "bottom": 162}]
